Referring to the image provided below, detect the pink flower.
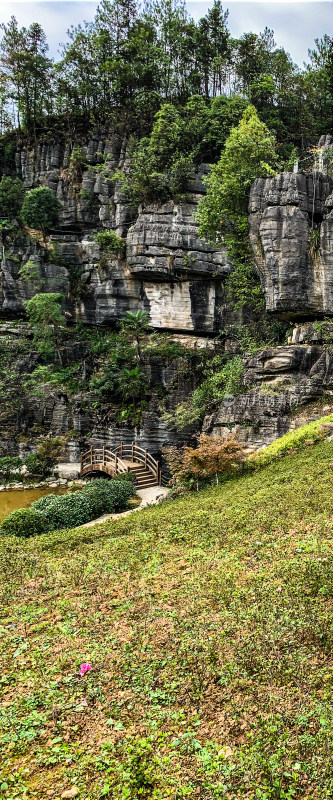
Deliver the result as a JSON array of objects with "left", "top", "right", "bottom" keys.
[
  {"left": 80, "top": 663, "right": 92, "bottom": 677},
  {"left": 277, "top": 587, "right": 282, "bottom": 592}
]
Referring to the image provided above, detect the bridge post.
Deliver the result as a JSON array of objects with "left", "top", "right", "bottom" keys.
[
  {"left": 115, "top": 453, "right": 118, "bottom": 474},
  {"left": 90, "top": 447, "right": 93, "bottom": 466},
  {"left": 80, "top": 453, "right": 83, "bottom": 472},
  {"left": 120, "top": 441, "right": 123, "bottom": 457},
  {"left": 131, "top": 442, "right": 134, "bottom": 461},
  {"left": 102, "top": 445, "right": 105, "bottom": 467}
]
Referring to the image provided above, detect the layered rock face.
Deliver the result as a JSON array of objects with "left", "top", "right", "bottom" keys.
[
  {"left": 0, "top": 323, "right": 205, "bottom": 460},
  {"left": 0, "top": 138, "right": 231, "bottom": 334},
  {"left": 249, "top": 170, "right": 333, "bottom": 319},
  {"left": 204, "top": 331, "right": 333, "bottom": 449}
]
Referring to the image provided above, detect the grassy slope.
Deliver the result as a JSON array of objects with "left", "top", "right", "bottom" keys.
[{"left": 2, "top": 442, "right": 333, "bottom": 799}]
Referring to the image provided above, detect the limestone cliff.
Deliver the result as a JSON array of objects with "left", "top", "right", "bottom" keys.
[
  {"left": 3, "top": 133, "right": 333, "bottom": 461},
  {"left": 1, "top": 136, "right": 231, "bottom": 334},
  {"left": 203, "top": 327, "right": 333, "bottom": 449},
  {"left": 249, "top": 146, "right": 333, "bottom": 320}
]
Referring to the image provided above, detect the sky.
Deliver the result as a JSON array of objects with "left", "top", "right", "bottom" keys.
[{"left": 0, "top": 1, "right": 332, "bottom": 66}]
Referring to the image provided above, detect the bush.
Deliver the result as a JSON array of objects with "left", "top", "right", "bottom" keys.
[
  {"left": 31, "top": 478, "right": 135, "bottom": 531},
  {"left": 0, "top": 456, "right": 22, "bottom": 484},
  {"left": 24, "top": 453, "right": 51, "bottom": 478},
  {"left": 21, "top": 187, "right": 61, "bottom": 238},
  {"left": 31, "top": 493, "right": 58, "bottom": 513},
  {"left": 111, "top": 472, "right": 136, "bottom": 483},
  {"left": 37, "top": 492, "right": 94, "bottom": 531},
  {"left": 84, "top": 478, "right": 134, "bottom": 514},
  {"left": 94, "top": 230, "right": 125, "bottom": 257},
  {"left": 0, "top": 507, "right": 47, "bottom": 538},
  {"left": 249, "top": 413, "right": 333, "bottom": 468}
]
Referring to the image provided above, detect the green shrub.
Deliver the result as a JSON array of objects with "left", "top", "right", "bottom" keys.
[
  {"left": 0, "top": 176, "right": 25, "bottom": 222},
  {"left": 20, "top": 187, "right": 61, "bottom": 239},
  {"left": 31, "top": 478, "right": 135, "bottom": 531},
  {"left": 94, "top": 230, "right": 125, "bottom": 258},
  {"left": 39, "top": 492, "right": 94, "bottom": 531},
  {"left": 111, "top": 472, "right": 136, "bottom": 483},
  {"left": 0, "top": 456, "right": 22, "bottom": 484},
  {"left": 0, "top": 507, "right": 47, "bottom": 538},
  {"left": 84, "top": 478, "right": 134, "bottom": 514},
  {"left": 249, "top": 413, "right": 333, "bottom": 468},
  {"left": 31, "top": 493, "right": 58, "bottom": 513},
  {"left": 24, "top": 453, "right": 51, "bottom": 478}
]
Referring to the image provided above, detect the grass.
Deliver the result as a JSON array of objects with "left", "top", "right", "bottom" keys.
[
  {"left": 248, "top": 413, "right": 333, "bottom": 467},
  {"left": 2, "top": 440, "right": 333, "bottom": 798}
]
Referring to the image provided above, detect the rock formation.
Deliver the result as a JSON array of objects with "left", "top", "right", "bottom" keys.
[
  {"left": 3, "top": 134, "right": 333, "bottom": 460},
  {"left": 0, "top": 138, "right": 231, "bottom": 334},
  {"left": 249, "top": 143, "right": 333, "bottom": 319},
  {"left": 203, "top": 326, "right": 333, "bottom": 449}
]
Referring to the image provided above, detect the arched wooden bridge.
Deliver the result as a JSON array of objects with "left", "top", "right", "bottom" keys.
[{"left": 80, "top": 442, "right": 161, "bottom": 488}]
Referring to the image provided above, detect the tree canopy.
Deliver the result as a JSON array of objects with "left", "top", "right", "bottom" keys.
[
  {"left": 20, "top": 187, "right": 61, "bottom": 238},
  {"left": 0, "top": 0, "right": 331, "bottom": 164}
]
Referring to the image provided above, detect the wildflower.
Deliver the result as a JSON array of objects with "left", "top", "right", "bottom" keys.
[
  {"left": 277, "top": 586, "right": 282, "bottom": 592},
  {"left": 80, "top": 662, "right": 92, "bottom": 677}
]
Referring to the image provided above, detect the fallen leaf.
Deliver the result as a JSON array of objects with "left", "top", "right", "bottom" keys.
[{"left": 61, "top": 788, "right": 79, "bottom": 798}]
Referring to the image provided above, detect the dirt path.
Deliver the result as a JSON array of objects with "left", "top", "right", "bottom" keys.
[{"left": 81, "top": 485, "right": 169, "bottom": 528}]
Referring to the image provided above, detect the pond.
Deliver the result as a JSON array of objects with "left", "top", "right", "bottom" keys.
[{"left": 0, "top": 487, "right": 68, "bottom": 523}]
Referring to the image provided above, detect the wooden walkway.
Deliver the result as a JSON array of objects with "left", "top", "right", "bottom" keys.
[{"left": 80, "top": 443, "right": 161, "bottom": 488}]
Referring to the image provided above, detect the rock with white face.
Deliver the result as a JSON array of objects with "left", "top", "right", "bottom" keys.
[{"left": 249, "top": 170, "right": 333, "bottom": 319}]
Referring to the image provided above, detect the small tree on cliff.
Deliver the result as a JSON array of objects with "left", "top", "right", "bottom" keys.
[
  {"left": 198, "top": 105, "right": 278, "bottom": 246},
  {"left": 0, "top": 176, "right": 25, "bottom": 247},
  {"left": 120, "top": 310, "right": 149, "bottom": 363},
  {"left": 0, "top": 176, "right": 25, "bottom": 222},
  {"left": 25, "top": 292, "right": 66, "bottom": 363},
  {"left": 21, "top": 186, "right": 61, "bottom": 242},
  {"left": 164, "top": 433, "right": 245, "bottom": 490},
  {"left": 197, "top": 105, "right": 278, "bottom": 312}
]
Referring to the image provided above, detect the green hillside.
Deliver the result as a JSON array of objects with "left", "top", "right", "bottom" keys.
[{"left": 2, "top": 440, "right": 333, "bottom": 799}]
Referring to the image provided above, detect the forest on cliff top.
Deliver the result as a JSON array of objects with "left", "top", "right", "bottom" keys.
[{"left": 1, "top": 0, "right": 333, "bottom": 166}]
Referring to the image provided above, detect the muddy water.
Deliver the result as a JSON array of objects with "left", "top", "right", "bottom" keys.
[{"left": 0, "top": 487, "right": 67, "bottom": 522}]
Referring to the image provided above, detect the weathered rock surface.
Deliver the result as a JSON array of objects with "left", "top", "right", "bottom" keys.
[
  {"left": 0, "top": 344, "right": 201, "bottom": 461},
  {"left": 0, "top": 139, "right": 231, "bottom": 333},
  {"left": 249, "top": 171, "right": 333, "bottom": 319},
  {"left": 204, "top": 341, "right": 333, "bottom": 449}
]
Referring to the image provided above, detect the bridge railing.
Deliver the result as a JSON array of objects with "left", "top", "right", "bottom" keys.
[
  {"left": 114, "top": 442, "right": 161, "bottom": 484},
  {"left": 80, "top": 447, "right": 129, "bottom": 476}
]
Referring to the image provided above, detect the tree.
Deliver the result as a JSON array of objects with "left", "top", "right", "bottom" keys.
[
  {"left": 164, "top": 434, "right": 245, "bottom": 490},
  {"left": 235, "top": 28, "right": 276, "bottom": 95},
  {"left": 0, "top": 16, "right": 53, "bottom": 134},
  {"left": 20, "top": 187, "right": 61, "bottom": 241},
  {"left": 197, "top": 106, "right": 277, "bottom": 313},
  {"left": 198, "top": 105, "right": 278, "bottom": 246},
  {"left": 120, "top": 310, "right": 150, "bottom": 362},
  {"left": 308, "top": 35, "right": 333, "bottom": 129},
  {"left": 125, "top": 103, "right": 193, "bottom": 204},
  {"left": 118, "top": 365, "right": 148, "bottom": 408},
  {"left": 25, "top": 292, "right": 66, "bottom": 363},
  {"left": 0, "top": 176, "right": 25, "bottom": 246},
  {"left": 0, "top": 175, "right": 25, "bottom": 222},
  {"left": 196, "top": 1, "right": 230, "bottom": 98}
]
